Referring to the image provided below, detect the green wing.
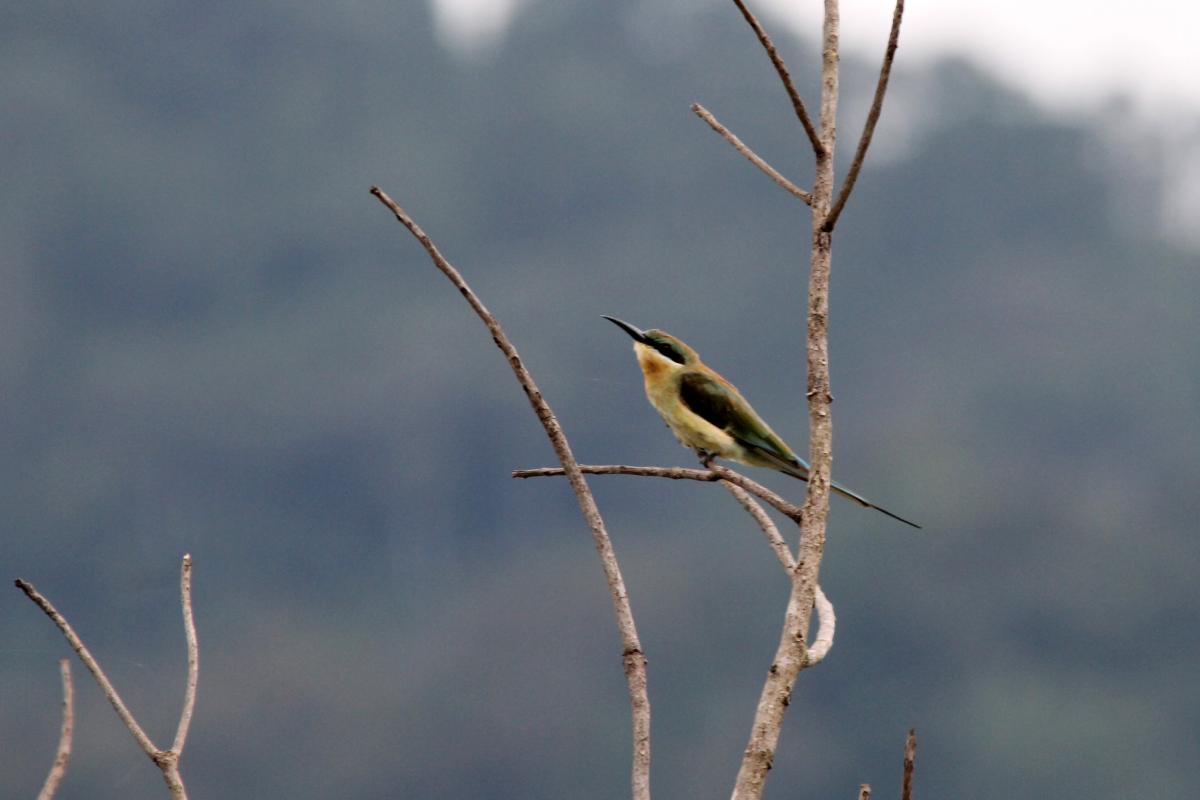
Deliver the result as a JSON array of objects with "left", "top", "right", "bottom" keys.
[
  {"left": 678, "top": 370, "right": 804, "bottom": 474},
  {"left": 679, "top": 371, "right": 920, "bottom": 528}
]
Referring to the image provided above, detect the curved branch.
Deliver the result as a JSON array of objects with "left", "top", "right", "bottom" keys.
[
  {"left": 822, "top": 0, "right": 905, "bottom": 232},
  {"left": 372, "top": 186, "right": 651, "bottom": 800},
  {"left": 731, "top": 0, "right": 824, "bottom": 156},
  {"left": 690, "top": 103, "right": 812, "bottom": 204},
  {"left": 805, "top": 583, "right": 836, "bottom": 666},
  {"left": 37, "top": 659, "right": 73, "bottom": 800}
]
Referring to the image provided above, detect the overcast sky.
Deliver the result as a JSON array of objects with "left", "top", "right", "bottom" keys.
[{"left": 435, "top": 0, "right": 1200, "bottom": 116}]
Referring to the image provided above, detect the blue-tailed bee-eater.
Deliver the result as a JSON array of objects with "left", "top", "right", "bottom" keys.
[{"left": 603, "top": 316, "right": 919, "bottom": 528}]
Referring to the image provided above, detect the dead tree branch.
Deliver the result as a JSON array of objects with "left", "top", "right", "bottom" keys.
[
  {"left": 691, "top": 103, "right": 812, "bottom": 204},
  {"left": 731, "top": 0, "right": 823, "bottom": 156},
  {"left": 371, "top": 186, "right": 651, "bottom": 800},
  {"left": 16, "top": 554, "right": 198, "bottom": 800},
  {"left": 901, "top": 728, "right": 916, "bottom": 800},
  {"left": 37, "top": 659, "right": 74, "bottom": 800},
  {"left": 172, "top": 555, "right": 199, "bottom": 755},
  {"left": 717, "top": 479, "right": 796, "bottom": 572},
  {"left": 512, "top": 464, "right": 803, "bottom": 521},
  {"left": 823, "top": 0, "right": 906, "bottom": 232}
]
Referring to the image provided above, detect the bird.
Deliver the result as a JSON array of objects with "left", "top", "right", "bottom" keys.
[{"left": 602, "top": 316, "right": 919, "bottom": 528}]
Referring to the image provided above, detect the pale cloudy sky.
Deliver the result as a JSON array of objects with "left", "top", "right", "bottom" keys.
[
  {"left": 432, "top": 0, "right": 1200, "bottom": 242},
  {"left": 434, "top": 0, "right": 1200, "bottom": 115}
]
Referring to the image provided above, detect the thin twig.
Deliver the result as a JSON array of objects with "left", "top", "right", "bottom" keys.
[
  {"left": 690, "top": 103, "right": 812, "bottom": 204},
  {"left": 805, "top": 584, "right": 836, "bottom": 666},
  {"left": 717, "top": 478, "right": 796, "bottom": 572},
  {"left": 731, "top": 0, "right": 823, "bottom": 156},
  {"left": 171, "top": 554, "right": 199, "bottom": 754},
  {"left": 512, "top": 463, "right": 803, "bottom": 521},
  {"left": 901, "top": 728, "right": 916, "bottom": 800},
  {"left": 372, "top": 186, "right": 651, "bottom": 800},
  {"left": 822, "top": 0, "right": 905, "bottom": 232},
  {"left": 14, "top": 579, "right": 160, "bottom": 757},
  {"left": 37, "top": 660, "right": 74, "bottom": 800},
  {"left": 858, "top": 784, "right": 871, "bottom": 800}
]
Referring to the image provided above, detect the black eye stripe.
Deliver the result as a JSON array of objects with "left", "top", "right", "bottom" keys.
[{"left": 651, "top": 338, "right": 687, "bottom": 364}]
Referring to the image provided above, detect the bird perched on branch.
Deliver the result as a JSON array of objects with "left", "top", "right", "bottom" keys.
[{"left": 603, "top": 316, "right": 919, "bottom": 528}]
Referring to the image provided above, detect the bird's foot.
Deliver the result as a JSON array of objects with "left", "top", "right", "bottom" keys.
[{"left": 695, "top": 450, "right": 717, "bottom": 470}]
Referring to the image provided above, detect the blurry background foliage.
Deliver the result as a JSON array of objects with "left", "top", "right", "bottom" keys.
[{"left": 2, "top": 1, "right": 1197, "bottom": 798}]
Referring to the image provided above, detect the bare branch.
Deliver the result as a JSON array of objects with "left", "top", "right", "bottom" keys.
[
  {"left": 14, "top": 579, "right": 160, "bottom": 758},
  {"left": 513, "top": 464, "right": 717, "bottom": 482},
  {"left": 731, "top": 0, "right": 824, "bottom": 156},
  {"left": 717, "top": 478, "right": 796, "bottom": 572},
  {"left": 822, "top": 0, "right": 905, "bottom": 232},
  {"left": 690, "top": 103, "right": 812, "bottom": 204},
  {"left": 805, "top": 583, "right": 836, "bottom": 666},
  {"left": 731, "top": 577, "right": 812, "bottom": 799},
  {"left": 171, "top": 554, "right": 199, "bottom": 754},
  {"left": 901, "top": 728, "right": 916, "bottom": 800},
  {"left": 37, "top": 660, "right": 74, "bottom": 800},
  {"left": 372, "top": 186, "right": 651, "bottom": 800},
  {"left": 858, "top": 784, "right": 871, "bottom": 800},
  {"left": 16, "top": 569, "right": 195, "bottom": 800},
  {"left": 732, "top": 2, "right": 843, "bottom": 796},
  {"left": 511, "top": 463, "right": 803, "bottom": 521}
]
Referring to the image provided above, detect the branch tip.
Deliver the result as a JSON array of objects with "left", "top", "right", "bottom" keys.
[
  {"left": 690, "top": 102, "right": 812, "bottom": 204},
  {"left": 731, "top": 0, "right": 824, "bottom": 156}
]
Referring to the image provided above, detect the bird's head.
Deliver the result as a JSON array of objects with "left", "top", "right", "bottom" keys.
[{"left": 602, "top": 316, "right": 699, "bottom": 369}]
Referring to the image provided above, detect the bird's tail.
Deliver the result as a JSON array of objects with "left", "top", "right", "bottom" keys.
[
  {"left": 777, "top": 456, "right": 921, "bottom": 529},
  {"left": 829, "top": 481, "right": 921, "bottom": 529}
]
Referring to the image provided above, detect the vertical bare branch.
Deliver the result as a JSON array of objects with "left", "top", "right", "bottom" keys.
[
  {"left": 731, "top": 3, "right": 842, "bottom": 798},
  {"left": 823, "top": 0, "right": 905, "bottom": 232},
  {"left": 171, "top": 554, "right": 199, "bottom": 755},
  {"left": 37, "top": 659, "right": 74, "bottom": 800},
  {"left": 370, "top": 186, "right": 651, "bottom": 800},
  {"left": 690, "top": 103, "right": 812, "bottom": 204},
  {"left": 901, "top": 728, "right": 916, "bottom": 800},
  {"left": 14, "top": 579, "right": 160, "bottom": 758},
  {"left": 730, "top": 0, "right": 824, "bottom": 157},
  {"left": 730, "top": 574, "right": 812, "bottom": 799}
]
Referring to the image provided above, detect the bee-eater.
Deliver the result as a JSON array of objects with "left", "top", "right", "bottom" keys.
[{"left": 603, "top": 316, "right": 919, "bottom": 528}]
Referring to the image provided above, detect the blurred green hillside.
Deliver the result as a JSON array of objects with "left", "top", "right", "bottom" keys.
[{"left": 3, "top": 1, "right": 1197, "bottom": 798}]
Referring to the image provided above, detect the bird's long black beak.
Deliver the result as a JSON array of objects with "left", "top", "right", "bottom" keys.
[{"left": 602, "top": 315, "right": 650, "bottom": 345}]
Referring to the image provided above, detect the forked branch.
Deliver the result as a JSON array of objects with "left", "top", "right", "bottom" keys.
[
  {"left": 515, "top": 462, "right": 836, "bottom": 662},
  {"left": 731, "top": 0, "right": 823, "bottom": 156},
  {"left": 823, "top": 0, "right": 905, "bottom": 232},
  {"left": 371, "top": 186, "right": 651, "bottom": 800},
  {"left": 16, "top": 554, "right": 199, "bottom": 800}
]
